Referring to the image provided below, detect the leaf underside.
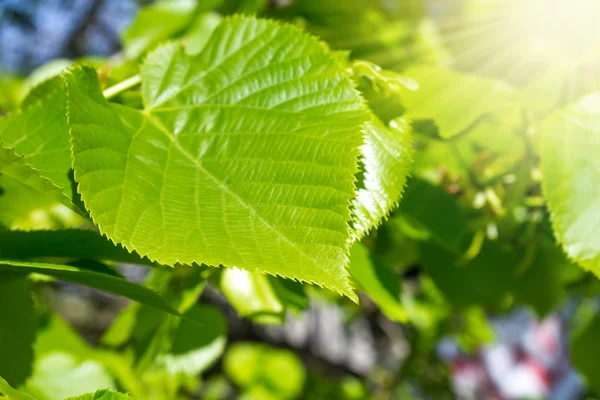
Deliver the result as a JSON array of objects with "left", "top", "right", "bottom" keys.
[{"left": 67, "top": 16, "right": 369, "bottom": 299}]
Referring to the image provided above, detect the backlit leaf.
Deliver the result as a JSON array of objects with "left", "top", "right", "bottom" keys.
[{"left": 67, "top": 16, "right": 370, "bottom": 298}]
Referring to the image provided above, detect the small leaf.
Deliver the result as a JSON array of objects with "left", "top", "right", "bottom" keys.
[
  {"left": 68, "top": 16, "right": 369, "bottom": 298},
  {"left": 21, "top": 353, "right": 116, "bottom": 400},
  {"left": 348, "top": 243, "right": 407, "bottom": 322},
  {"left": 352, "top": 117, "right": 413, "bottom": 240},
  {"left": 122, "top": 0, "right": 223, "bottom": 59},
  {"left": 538, "top": 93, "right": 600, "bottom": 274},
  {"left": 224, "top": 343, "right": 305, "bottom": 399},
  {"left": 0, "top": 279, "right": 37, "bottom": 387},
  {"left": 155, "top": 305, "right": 227, "bottom": 376},
  {"left": 221, "top": 268, "right": 285, "bottom": 324}
]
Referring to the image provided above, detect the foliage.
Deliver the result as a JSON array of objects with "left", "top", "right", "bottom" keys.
[{"left": 1, "top": 0, "right": 599, "bottom": 398}]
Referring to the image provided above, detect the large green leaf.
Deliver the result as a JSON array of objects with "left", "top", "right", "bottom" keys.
[
  {"left": 0, "top": 260, "right": 174, "bottom": 315},
  {"left": 401, "top": 66, "right": 515, "bottom": 138},
  {"left": 352, "top": 117, "right": 413, "bottom": 240},
  {"left": 539, "top": 93, "right": 600, "bottom": 274},
  {"left": 0, "top": 89, "right": 71, "bottom": 191},
  {"left": 67, "top": 16, "right": 369, "bottom": 298},
  {"left": 0, "top": 279, "right": 37, "bottom": 387}
]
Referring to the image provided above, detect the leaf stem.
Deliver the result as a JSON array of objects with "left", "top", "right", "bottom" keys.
[{"left": 102, "top": 74, "right": 142, "bottom": 99}]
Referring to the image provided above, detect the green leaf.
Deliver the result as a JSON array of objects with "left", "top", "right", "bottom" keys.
[
  {"left": 182, "top": 12, "right": 222, "bottom": 55},
  {"left": 538, "top": 93, "right": 600, "bottom": 274},
  {"left": 352, "top": 117, "right": 413, "bottom": 240},
  {"left": 67, "top": 16, "right": 369, "bottom": 298},
  {"left": 33, "top": 316, "right": 144, "bottom": 398},
  {"left": 513, "top": 238, "right": 570, "bottom": 317},
  {"left": 66, "top": 390, "right": 135, "bottom": 400},
  {"left": 0, "top": 88, "right": 72, "bottom": 192},
  {"left": 0, "top": 260, "right": 175, "bottom": 315},
  {"left": 0, "top": 229, "right": 150, "bottom": 265},
  {"left": 401, "top": 66, "right": 515, "bottom": 138},
  {"left": 224, "top": 343, "right": 305, "bottom": 399},
  {"left": 572, "top": 312, "right": 600, "bottom": 394},
  {"left": 21, "top": 353, "right": 116, "bottom": 400},
  {"left": 0, "top": 279, "right": 37, "bottom": 387},
  {"left": 0, "top": 145, "right": 72, "bottom": 229},
  {"left": 348, "top": 243, "right": 407, "bottom": 322},
  {"left": 221, "top": 268, "right": 286, "bottom": 324},
  {"left": 122, "top": 0, "right": 224, "bottom": 59},
  {"left": 0, "top": 376, "right": 35, "bottom": 400},
  {"left": 421, "top": 241, "right": 519, "bottom": 309},
  {"left": 398, "top": 178, "right": 469, "bottom": 254},
  {"left": 155, "top": 305, "right": 227, "bottom": 376}
]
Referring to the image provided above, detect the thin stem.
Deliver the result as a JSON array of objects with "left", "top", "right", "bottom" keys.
[{"left": 102, "top": 74, "right": 141, "bottom": 99}]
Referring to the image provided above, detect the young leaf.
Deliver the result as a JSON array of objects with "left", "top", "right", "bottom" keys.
[
  {"left": 67, "top": 16, "right": 369, "bottom": 298},
  {"left": 352, "top": 117, "right": 413, "bottom": 240},
  {"left": 401, "top": 66, "right": 515, "bottom": 138},
  {"left": 538, "top": 93, "right": 600, "bottom": 274},
  {"left": 0, "top": 279, "right": 37, "bottom": 388},
  {"left": 0, "top": 260, "right": 175, "bottom": 315}
]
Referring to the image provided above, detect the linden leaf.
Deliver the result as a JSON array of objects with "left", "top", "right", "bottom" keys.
[{"left": 67, "top": 16, "right": 369, "bottom": 299}]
